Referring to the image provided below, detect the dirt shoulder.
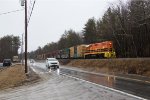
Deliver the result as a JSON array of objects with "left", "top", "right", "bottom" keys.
[
  {"left": 0, "top": 64, "right": 40, "bottom": 90},
  {"left": 60, "top": 58, "right": 150, "bottom": 77}
]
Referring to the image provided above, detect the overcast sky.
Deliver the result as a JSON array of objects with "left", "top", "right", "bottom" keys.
[{"left": 0, "top": 0, "right": 127, "bottom": 52}]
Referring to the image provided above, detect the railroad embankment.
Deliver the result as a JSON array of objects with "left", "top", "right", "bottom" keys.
[{"left": 60, "top": 58, "right": 150, "bottom": 77}]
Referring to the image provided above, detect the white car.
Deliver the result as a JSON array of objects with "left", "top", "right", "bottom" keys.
[{"left": 46, "top": 58, "right": 59, "bottom": 69}]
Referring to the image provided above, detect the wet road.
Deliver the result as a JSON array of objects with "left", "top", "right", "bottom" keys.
[
  {"left": 60, "top": 68, "right": 150, "bottom": 99},
  {"left": 33, "top": 62, "right": 149, "bottom": 99},
  {"left": 0, "top": 62, "right": 141, "bottom": 100}
]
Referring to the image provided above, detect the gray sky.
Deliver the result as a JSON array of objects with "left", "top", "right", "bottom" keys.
[{"left": 0, "top": 0, "right": 127, "bottom": 52}]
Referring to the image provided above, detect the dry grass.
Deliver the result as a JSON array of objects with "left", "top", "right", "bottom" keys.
[
  {"left": 66, "top": 58, "right": 150, "bottom": 77},
  {"left": 0, "top": 65, "right": 27, "bottom": 90}
]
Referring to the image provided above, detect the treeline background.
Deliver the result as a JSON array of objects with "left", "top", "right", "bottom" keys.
[
  {"left": 0, "top": 35, "right": 20, "bottom": 61},
  {"left": 29, "top": 0, "right": 150, "bottom": 58}
]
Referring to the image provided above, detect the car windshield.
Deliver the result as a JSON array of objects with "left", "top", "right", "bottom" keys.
[
  {"left": 3, "top": 59, "right": 11, "bottom": 62},
  {"left": 48, "top": 58, "right": 57, "bottom": 61}
]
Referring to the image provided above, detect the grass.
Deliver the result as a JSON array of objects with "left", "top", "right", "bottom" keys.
[
  {"left": 66, "top": 58, "right": 150, "bottom": 77},
  {"left": 0, "top": 65, "right": 27, "bottom": 90}
]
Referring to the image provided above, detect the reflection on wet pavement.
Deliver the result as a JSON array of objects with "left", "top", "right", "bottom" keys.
[
  {"left": 0, "top": 64, "right": 140, "bottom": 100},
  {"left": 86, "top": 73, "right": 116, "bottom": 88},
  {"left": 60, "top": 68, "right": 150, "bottom": 99},
  {"left": 60, "top": 69, "right": 116, "bottom": 88},
  {"left": 57, "top": 69, "right": 60, "bottom": 75},
  {"left": 28, "top": 62, "right": 149, "bottom": 99}
]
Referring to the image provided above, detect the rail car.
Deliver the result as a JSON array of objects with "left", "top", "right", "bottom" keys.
[
  {"left": 44, "top": 50, "right": 60, "bottom": 59},
  {"left": 37, "top": 54, "right": 46, "bottom": 60},
  {"left": 70, "top": 44, "right": 88, "bottom": 58},
  {"left": 59, "top": 48, "right": 70, "bottom": 58},
  {"left": 36, "top": 41, "right": 116, "bottom": 59}
]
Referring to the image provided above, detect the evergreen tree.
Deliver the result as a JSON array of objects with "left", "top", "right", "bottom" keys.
[{"left": 83, "top": 17, "right": 97, "bottom": 44}]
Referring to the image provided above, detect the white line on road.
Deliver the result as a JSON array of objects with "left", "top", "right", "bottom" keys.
[
  {"left": 61, "top": 67, "right": 150, "bottom": 84},
  {"left": 30, "top": 66, "right": 147, "bottom": 100},
  {"left": 60, "top": 73, "right": 147, "bottom": 100}
]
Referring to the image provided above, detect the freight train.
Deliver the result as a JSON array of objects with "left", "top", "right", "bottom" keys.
[{"left": 37, "top": 41, "right": 116, "bottom": 59}]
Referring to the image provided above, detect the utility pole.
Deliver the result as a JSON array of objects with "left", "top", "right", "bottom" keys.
[
  {"left": 21, "top": 33, "right": 24, "bottom": 66},
  {"left": 25, "top": 0, "right": 28, "bottom": 74},
  {"left": 20, "top": 0, "right": 28, "bottom": 74}
]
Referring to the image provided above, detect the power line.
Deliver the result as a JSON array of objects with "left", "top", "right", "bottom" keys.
[
  {"left": 0, "top": 9, "right": 24, "bottom": 16},
  {"left": 28, "top": 0, "right": 36, "bottom": 24},
  {"left": 28, "top": 0, "right": 33, "bottom": 18}
]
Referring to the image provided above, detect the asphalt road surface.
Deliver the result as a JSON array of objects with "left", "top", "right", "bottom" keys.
[
  {"left": 34, "top": 62, "right": 149, "bottom": 99},
  {"left": 0, "top": 62, "right": 147, "bottom": 100},
  {"left": 60, "top": 67, "right": 150, "bottom": 99}
]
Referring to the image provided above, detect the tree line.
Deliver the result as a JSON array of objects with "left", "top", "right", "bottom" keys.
[
  {"left": 29, "top": 0, "right": 150, "bottom": 58},
  {"left": 0, "top": 35, "right": 20, "bottom": 61}
]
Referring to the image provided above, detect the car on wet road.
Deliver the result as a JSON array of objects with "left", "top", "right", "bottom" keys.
[
  {"left": 46, "top": 58, "right": 59, "bottom": 70},
  {"left": 30, "top": 59, "right": 35, "bottom": 63},
  {"left": 3, "top": 59, "right": 12, "bottom": 66}
]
